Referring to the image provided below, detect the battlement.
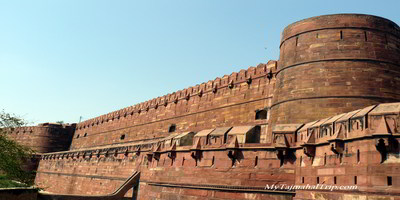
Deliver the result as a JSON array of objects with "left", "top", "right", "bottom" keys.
[
  {"left": 75, "top": 61, "right": 277, "bottom": 131},
  {"left": 6, "top": 123, "right": 75, "bottom": 153},
  {"left": 70, "top": 61, "right": 277, "bottom": 149}
]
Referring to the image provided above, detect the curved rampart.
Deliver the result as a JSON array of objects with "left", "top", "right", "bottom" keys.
[
  {"left": 270, "top": 14, "right": 400, "bottom": 126},
  {"left": 6, "top": 123, "right": 75, "bottom": 153}
]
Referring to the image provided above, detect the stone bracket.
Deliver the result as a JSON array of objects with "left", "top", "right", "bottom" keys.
[
  {"left": 329, "top": 140, "right": 344, "bottom": 154},
  {"left": 301, "top": 145, "right": 315, "bottom": 157}
]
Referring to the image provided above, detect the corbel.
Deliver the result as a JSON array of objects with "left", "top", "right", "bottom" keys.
[
  {"left": 328, "top": 139, "right": 344, "bottom": 154},
  {"left": 275, "top": 148, "right": 288, "bottom": 160},
  {"left": 301, "top": 144, "right": 316, "bottom": 157},
  {"left": 167, "top": 142, "right": 177, "bottom": 160},
  {"left": 135, "top": 146, "right": 141, "bottom": 156},
  {"left": 228, "top": 80, "right": 234, "bottom": 89},
  {"left": 246, "top": 76, "right": 252, "bottom": 84},
  {"left": 267, "top": 69, "right": 273, "bottom": 80},
  {"left": 145, "top": 154, "right": 153, "bottom": 162},
  {"left": 226, "top": 135, "right": 240, "bottom": 161},
  {"left": 151, "top": 144, "right": 161, "bottom": 161}
]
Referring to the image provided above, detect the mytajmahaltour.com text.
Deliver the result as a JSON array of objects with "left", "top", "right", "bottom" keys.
[{"left": 264, "top": 184, "right": 358, "bottom": 191}]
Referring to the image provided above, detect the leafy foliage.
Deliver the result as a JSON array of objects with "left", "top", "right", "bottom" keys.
[
  {"left": 0, "top": 175, "right": 28, "bottom": 188},
  {"left": 0, "top": 110, "right": 34, "bottom": 186},
  {"left": 0, "top": 110, "right": 25, "bottom": 128}
]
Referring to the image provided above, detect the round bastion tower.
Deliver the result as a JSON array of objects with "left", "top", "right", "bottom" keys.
[{"left": 269, "top": 14, "right": 400, "bottom": 126}]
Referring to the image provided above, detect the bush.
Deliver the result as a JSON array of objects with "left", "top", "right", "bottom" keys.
[
  {"left": 0, "top": 175, "right": 28, "bottom": 188},
  {"left": 0, "top": 110, "right": 35, "bottom": 186}
]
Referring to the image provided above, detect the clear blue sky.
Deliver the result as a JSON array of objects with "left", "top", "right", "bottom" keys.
[{"left": 1, "top": 0, "right": 399, "bottom": 124}]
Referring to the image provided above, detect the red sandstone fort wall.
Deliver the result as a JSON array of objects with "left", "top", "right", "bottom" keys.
[
  {"left": 35, "top": 102, "right": 400, "bottom": 199},
  {"left": 30, "top": 14, "right": 400, "bottom": 200},
  {"left": 6, "top": 123, "right": 75, "bottom": 153},
  {"left": 71, "top": 61, "right": 277, "bottom": 149},
  {"left": 35, "top": 140, "right": 296, "bottom": 199}
]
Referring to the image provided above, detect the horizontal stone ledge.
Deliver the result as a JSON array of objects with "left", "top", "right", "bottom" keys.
[
  {"left": 296, "top": 188, "right": 400, "bottom": 197},
  {"left": 280, "top": 26, "right": 400, "bottom": 47},
  {"left": 36, "top": 171, "right": 126, "bottom": 181},
  {"left": 271, "top": 95, "right": 400, "bottom": 109},
  {"left": 141, "top": 181, "right": 296, "bottom": 194},
  {"left": 276, "top": 58, "right": 400, "bottom": 76}
]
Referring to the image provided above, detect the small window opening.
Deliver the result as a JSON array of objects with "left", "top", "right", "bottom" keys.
[
  {"left": 120, "top": 134, "right": 126, "bottom": 140},
  {"left": 84, "top": 133, "right": 87, "bottom": 137},
  {"left": 357, "top": 149, "right": 360, "bottom": 163},
  {"left": 212, "top": 156, "right": 215, "bottom": 166},
  {"left": 255, "top": 156, "right": 258, "bottom": 167},
  {"left": 317, "top": 177, "right": 320, "bottom": 184},
  {"left": 302, "top": 177, "right": 305, "bottom": 183},
  {"left": 300, "top": 156, "right": 303, "bottom": 167},
  {"left": 255, "top": 109, "right": 268, "bottom": 120},
  {"left": 339, "top": 154, "right": 343, "bottom": 164},
  {"left": 76, "top": 134, "right": 80, "bottom": 138},
  {"left": 334, "top": 176, "right": 337, "bottom": 184},
  {"left": 182, "top": 157, "right": 185, "bottom": 166},
  {"left": 354, "top": 176, "right": 357, "bottom": 184},
  {"left": 388, "top": 176, "right": 393, "bottom": 186},
  {"left": 168, "top": 124, "right": 176, "bottom": 133},
  {"left": 324, "top": 153, "right": 327, "bottom": 166}
]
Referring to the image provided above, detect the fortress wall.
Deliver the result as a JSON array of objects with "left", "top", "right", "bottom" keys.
[
  {"left": 293, "top": 138, "right": 400, "bottom": 200},
  {"left": 34, "top": 103, "right": 400, "bottom": 199},
  {"left": 270, "top": 14, "right": 400, "bottom": 128},
  {"left": 35, "top": 147, "right": 296, "bottom": 199},
  {"left": 6, "top": 124, "right": 75, "bottom": 153},
  {"left": 139, "top": 150, "right": 295, "bottom": 186},
  {"left": 31, "top": 14, "right": 400, "bottom": 200},
  {"left": 35, "top": 153, "right": 140, "bottom": 197},
  {"left": 71, "top": 61, "right": 277, "bottom": 149}
]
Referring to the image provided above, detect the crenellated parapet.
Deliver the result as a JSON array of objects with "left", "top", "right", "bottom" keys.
[
  {"left": 71, "top": 61, "right": 277, "bottom": 149},
  {"left": 75, "top": 61, "right": 277, "bottom": 131},
  {"left": 5, "top": 122, "right": 76, "bottom": 153}
]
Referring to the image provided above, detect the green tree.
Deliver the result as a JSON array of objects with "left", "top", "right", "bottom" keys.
[{"left": 0, "top": 110, "right": 34, "bottom": 186}]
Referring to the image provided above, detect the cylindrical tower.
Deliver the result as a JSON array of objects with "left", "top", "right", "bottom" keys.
[{"left": 270, "top": 14, "right": 400, "bottom": 126}]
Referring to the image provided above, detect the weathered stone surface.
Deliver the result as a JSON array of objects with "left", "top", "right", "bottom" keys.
[{"left": 9, "top": 14, "right": 400, "bottom": 200}]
